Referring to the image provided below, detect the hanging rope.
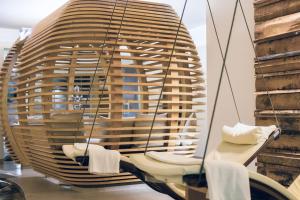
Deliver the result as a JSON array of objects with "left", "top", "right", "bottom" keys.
[
  {"left": 237, "top": 0, "right": 280, "bottom": 128},
  {"left": 197, "top": 0, "right": 239, "bottom": 184},
  {"left": 144, "top": 0, "right": 189, "bottom": 154},
  {"left": 83, "top": 0, "right": 130, "bottom": 159},
  {"left": 206, "top": 1, "right": 241, "bottom": 122},
  {"left": 75, "top": 0, "right": 119, "bottom": 144}
]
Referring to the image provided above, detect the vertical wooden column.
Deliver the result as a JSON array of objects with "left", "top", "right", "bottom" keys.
[
  {"left": 68, "top": 51, "right": 78, "bottom": 110},
  {"left": 109, "top": 50, "right": 123, "bottom": 150},
  {"left": 136, "top": 63, "right": 148, "bottom": 112},
  {"left": 42, "top": 59, "right": 54, "bottom": 120},
  {"left": 166, "top": 50, "right": 180, "bottom": 148}
]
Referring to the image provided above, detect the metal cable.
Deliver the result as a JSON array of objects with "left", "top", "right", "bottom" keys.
[
  {"left": 144, "top": 0, "right": 189, "bottom": 154},
  {"left": 83, "top": 0, "right": 129, "bottom": 159},
  {"left": 207, "top": 1, "right": 241, "bottom": 122},
  {"left": 237, "top": 0, "right": 280, "bottom": 128},
  {"left": 198, "top": 0, "right": 239, "bottom": 184}
]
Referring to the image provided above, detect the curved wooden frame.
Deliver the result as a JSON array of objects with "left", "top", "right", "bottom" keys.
[{"left": 1, "top": 0, "right": 205, "bottom": 186}]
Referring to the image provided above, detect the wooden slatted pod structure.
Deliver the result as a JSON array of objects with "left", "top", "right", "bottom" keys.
[
  {"left": 254, "top": 0, "right": 300, "bottom": 186},
  {"left": 1, "top": 0, "right": 205, "bottom": 186}
]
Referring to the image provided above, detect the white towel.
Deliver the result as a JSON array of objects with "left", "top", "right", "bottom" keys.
[
  {"left": 205, "top": 160, "right": 251, "bottom": 200},
  {"left": 88, "top": 147, "right": 120, "bottom": 175},
  {"left": 62, "top": 143, "right": 105, "bottom": 161}
]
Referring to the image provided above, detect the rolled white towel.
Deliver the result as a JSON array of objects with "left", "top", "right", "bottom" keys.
[{"left": 222, "top": 123, "right": 276, "bottom": 145}]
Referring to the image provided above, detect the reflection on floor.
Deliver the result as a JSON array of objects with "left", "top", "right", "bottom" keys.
[{"left": 0, "top": 161, "right": 172, "bottom": 200}]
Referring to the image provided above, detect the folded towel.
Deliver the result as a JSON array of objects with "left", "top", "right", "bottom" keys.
[
  {"left": 146, "top": 151, "right": 201, "bottom": 165},
  {"left": 222, "top": 123, "right": 276, "bottom": 145},
  {"left": 62, "top": 145, "right": 85, "bottom": 161},
  {"left": 63, "top": 143, "right": 105, "bottom": 161},
  {"left": 205, "top": 160, "right": 251, "bottom": 200},
  {"left": 288, "top": 175, "right": 300, "bottom": 199},
  {"left": 89, "top": 148, "right": 120, "bottom": 175}
]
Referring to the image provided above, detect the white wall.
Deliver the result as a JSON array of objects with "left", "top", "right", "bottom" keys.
[
  {"left": 0, "top": 28, "right": 19, "bottom": 65},
  {"left": 196, "top": 0, "right": 256, "bottom": 167}
]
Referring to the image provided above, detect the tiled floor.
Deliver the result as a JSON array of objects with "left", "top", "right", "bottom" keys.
[{"left": 0, "top": 162, "right": 172, "bottom": 200}]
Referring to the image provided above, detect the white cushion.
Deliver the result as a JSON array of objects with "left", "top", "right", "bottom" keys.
[
  {"left": 74, "top": 143, "right": 104, "bottom": 151},
  {"left": 129, "top": 153, "right": 200, "bottom": 176},
  {"left": 62, "top": 145, "right": 85, "bottom": 161},
  {"left": 146, "top": 151, "right": 201, "bottom": 165}
]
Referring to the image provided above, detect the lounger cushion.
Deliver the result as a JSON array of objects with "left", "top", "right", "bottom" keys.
[
  {"left": 129, "top": 154, "right": 200, "bottom": 176},
  {"left": 208, "top": 139, "right": 267, "bottom": 164},
  {"left": 128, "top": 133, "right": 270, "bottom": 177},
  {"left": 146, "top": 151, "right": 202, "bottom": 165}
]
